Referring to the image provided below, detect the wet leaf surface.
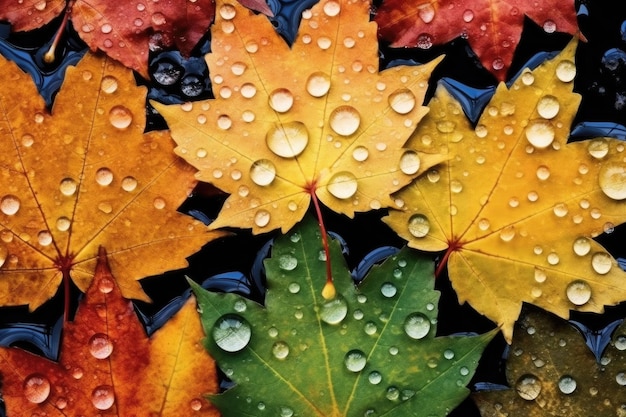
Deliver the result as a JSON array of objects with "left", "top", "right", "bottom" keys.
[
  {"left": 384, "top": 39, "right": 626, "bottom": 342},
  {"left": 153, "top": 0, "right": 447, "bottom": 234},
  {"left": 192, "top": 216, "right": 495, "bottom": 416},
  {"left": 0, "top": 248, "right": 220, "bottom": 416},
  {"left": 0, "top": 51, "right": 225, "bottom": 309}
]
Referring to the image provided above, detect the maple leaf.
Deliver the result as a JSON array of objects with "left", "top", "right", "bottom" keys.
[
  {"left": 473, "top": 305, "right": 626, "bottom": 416},
  {"left": 384, "top": 39, "right": 626, "bottom": 342},
  {"left": 153, "top": 0, "right": 446, "bottom": 235},
  {"left": 0, "top": 51, "right": 225, "bottom": 310},
  {"left": 0, "top": 0, "right": 215, "bottom": 78},
  {"left": 0, "top": 247, "right": 220, "bottom": 416},
  {"left": 191, "top": 216, "right": 496, "bottom": 416},
  {"left": 375, "top": 0, "right": 580, "bottom": 81}
]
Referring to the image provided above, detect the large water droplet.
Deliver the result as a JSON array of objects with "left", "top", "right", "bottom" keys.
[
  {"left": 89, "top": 333, "right": 114, "bottom": 359},
  {"left": 399, "top": 150, "right": 421, "bottom": 175},
  {"left": 515, "top": 374, "right": 542, "bottom": 400},
  {"left": 306, "top": 72, "right": 331, "bottom": 97},
  {"left": 536, "top": 165, "right": 550, "bottom": 181},
  {"left": 556, "top": 60, "right": 576, "bottom": 82},
  {"left": 23, "top": 374, "right": 51, "bottom": 404},
  {"left": 320, "top": 296, "right": 348, "bottom": 324},
  {"left": 404, "top": 313, "right": 430, "bottom": 339},
  {"left": 591, "top": 252, "right": 612, "bottom": 274},
  {"left": 499, "top": 225, "right": 515, "bottom": 242},
  {"left": 344, "top": 349, "right": 367, "bottom": 372},
  {"left": 573, "top": 237, "right": 591, "bottom": 256},
  {"left": 525, "top": 120, "right": 555, "bottom": 148},
  {"left": 564, "top": 279, "right": 592, "bottom": 306},
  {"left": 329, "top": 106, "right": 361, "bottom": 136},
  {"left": 323, "top": 0, "right": 341, "bottom": 16},
  {"left": 388, "top": 89, "right": 416, "bottom": 114},
  {"left": 558, "top": 375, "right": 577, "bottom": 394},
  {"left": 121, "top": 176, "right": 138, "bottom": 192},
  {"left": 537, "top": 95, "right": 560, "bottom": 119},
  {"left": 368, "top": 371, "right": 382, "bottom": 384},
  {"left": 37, "top": 231, "right": 52, "bottom": 246},
  {"left": 272, "top": 341, "right": 290, "bottom": 359},
  {"left": 599, "top": 163, "right": 626, "bottom": 200},
  {"left": 108, "top": 105, "right": 133, "bottom": 129},
  {"left": 219, "top": 3, "right": 236, "bottom": 19},
  {"left": 254, "top": 210, "right": 270, "bottom": 228},
  {"left": 269, "top": 88, "right": 294, "bottom": 113},
  {"left": 59, "top": 178, "right": 78, "bottom": 196},
  {"left": 1, "top": 195, "right": 21, "bottom": 215},
  {"left": 266, "top": 122, "right": 309, "bottom": 158},
  {"left": 327, "top": 171, "right": 358, "bottom": 199},
  {"left": 101, "top": 75, "right": 118, "bottom": 93},
  {"left": 250, "top": 159, "right": 276, "bottom": 186},
  {"left": 588, "top": 139, "right": 609, "bottom": 159},
  {"left": 352, "top": 146, "right": 369, "bottom": 162},
  {"left": 91, "top": 385, "right": 115, "bottom": 410},
  {"left": 212, "top": 314, "right": 252, "bottom": 352},
  {"left": 380, "top": 282, "right": 397, "bottom": 297},
  {"left": 278, "top": 254, "right": 298, "bottom": 271},
  {"left": 408, "top": 214, "right": 430, "bottom": 238},
  {"left": 95, "top": 167, "right": 114, "bottom": 186}
]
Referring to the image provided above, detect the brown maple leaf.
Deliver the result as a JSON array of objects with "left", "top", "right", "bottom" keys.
[
  {"left": 0, "top": 247, "right": 220, "bottom": 417},
  {"left": 0, "top": 0, "right": 215, "bottom": 78},
  {"left": 153, "top": 0, "right": 446, "bottom": 235},
  {"left": 0, "top": 51, "right": 225, "bottom": 311},
  {"left": 384, "top": 40, "right": 626, "bottom": 342},
  {"left": 375, "top": 0, "right": 581, "bottom": 81}
]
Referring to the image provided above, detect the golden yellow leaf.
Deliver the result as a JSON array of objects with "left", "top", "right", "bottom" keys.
[
  {"left": 153, "top": 0, "right": 446, "bottom": 234},
  {"left": 384, "top": 39, "right": 626, "bottom": 342},
  {"left": 0, "top": 51, "right": 226, "bottom": 310}
]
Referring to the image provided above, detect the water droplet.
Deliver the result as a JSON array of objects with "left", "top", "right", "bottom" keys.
[
  {"left": 317, "top": 36, "right": 332, "bottom": 49},
  {"left": 460, "top": 366, "right": 470, "bottom": 376},
  {"left": 234, "top": 300, "right": 246, "bottom": 313},
  {"left": 408, "top": 214, "right": 430, "bottom": 238},
  {"left": 320, "top": 296, "right": 348, "bottom": 324},
  {"left": 250, "top": 159, "right": 276, "bottom": 186},
  {"left": 417, "top": 3, "right": 435, "bottom": 23},
  {"left": 89, "top": 333, "right": 114, "bottom": 359},
  {"left": 492, "top": 58, "right": 504, "bottom": 71},
  {"left": 380, "top": 282, "right": 397, "bottom": 297},
  {"left": 58, "top": 177, "right": 77, "bottom": 196},
  {"left": 23, "top": 374, "right": 50, "bottom": 404},
  {"left": 101, "top": 23, "right": 112, "bottom": 34},
  {"left": 537, "top": 95, "right": 560, "bottom": 119},
  {"left": 217, "top": 114, "right": 233, "bottom": 130},
  {"left": 592, "top": 252, "right": 612, "bottom": 274},
  {"left": 327, "top": 171, "right": 358, "bottom": 199},
  {"left": 543, "top": 19, "right": 556, "bottom": 33},
  {"left": 0, "top": 195, "right": 21, "bottom": 215},
  {"left": 573, "top": 237, "right": 591, "bottom": 256},
  {"left": 588, "top": 139, "right": 609, "bottom": 159},
  {"left": 616, "top": 335, "right": 626, "bottom": 350},
  {"left": 306, "top": 72, "right": 331, "bottom": 97},
  {"left": 272, "top": 341, "right": 290, "bottom": 359},
  {"left": 436, "top": 120, "right": 456, "bottom": 133},
  {"left": 525, "top": 120, "right": 555, "bottom": 148},
  {"left": 344, "top": 349, "right": 367, "bottom": 372},
  {"left": 386, "top": 386, "right": 400, "bottom": 400},
  {"left": 98, "top": 277, "right": 114, "bottom": 293},
  {"left": 278, "top": 254, "right": 298, "bottom": 271},
  {"left": 91, "top": 385, "right": 115, "bottom": 410},
  {"left": 269, "top": 88, "right": 294, "bottom": 113},
  {"left": 108, "top": 105, "right": 133, "bottom": 129},
  {"left": 254, "top": 210, "right": 270, "bottom": 228},
  {"left": 190, "top": 398, "right": 202, "bottom": 411},
  {"left": 515, "top": 374, "right": 542, "bottom": 400},
  {"left": 364, "top": 321, "right": 377, "bottom": 335},
  {"left": 553, "top": 203, "right": 568, "bottom": 217},
  {"left": 399, "top": 150, "right": 421, "bottom": 175},
  {"left": 37, "top": 231, "right": 52, "bottom": 246},
  {"left": 547, "top": 252, "right": 560, "bottom": 265},
  {"left": 444, "top": 349, "right": 455, "bottom": 359},
  {"left": 352, "top": 146, "right": 369, "bottom": 162},
  {"left": 212, "top": 315, "right": 251, "bottom": 352},
  {"left": 240, "top": 83, "right": 257, "bottom": 98},
  {"left": 616, "top": 372, "right": 626, "bottom": 386},
  {"left": 329, "top": 106, "right": 361, "bottom": 136},
  {"left": 95, "top": 167, "right": 114, "bottom": 186},
  {"left": 101, "top": 75, "right": 118, "bottom": 93},
  {"left": 556, "top": 60, "right": 576, "bottom": 82},
  {"left": 521, "top": 71, "right": 535, "bottom": 85},
  {"left": 71, "top": 367, "right": 83, "bottom": 379},
  {"left": 499, "top": 225, "right": 515, "bottom": 242},
  {"left": 219, "top": 3, "right": 236, "bottom": 19},
  {"left": 558, "top": 375, "right": 577, "bottom": 394},
  {"left": 404, "top": 313, "right": 430, "bottom": 339},
  {"left": 368, "top": 371, "right": 382, "bottom": 384},
  {"left": 536, "top": 165, "right": 550, "bottom": 180},
  {"left": 121, "top": 176, "right": 138, "bottom": 192},
  {"left": 288, "top": 283, "right": 300, "bottom": 293},
  {"left": 323, "top": 0, "right": 341, "bottom": 16},
  {"left": 266, "top": 122, "right": 309, "bottom": 158},
  {"left": 463, "top": 9, "right": 474, "bottom": 22},
  {"left": 566, "top": 280, "right": 592, "bottom": 305},
  {"left": 153, "top": 197, "right": 166, "bottom": 210},
  {"left": 599, "top": 163, "right": 626, "bottom": 200},
  {"left": 388, "top": 89, "right": 416, "bottom": 114}
]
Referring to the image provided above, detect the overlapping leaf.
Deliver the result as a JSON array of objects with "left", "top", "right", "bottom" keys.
[
  {"left": 384, "top": 39, "right": 626, "bottom": 342},
  {"left": 473, "top": 305, "right": 626, "bottom": 416},
  {"left": 191, "top": 216, "right": 495, "bottom": 416},
  {"left": 154, "top": 0, "right": 446, "bottom": 234},
  {"left": 375, "top": 0, "right": 580, "bottom": 81},
  {"left": 0, "top": 0, "right": 215, "bottom": 78},
  {"left": 0, "top": 248, "right": 220, "bottom": 416},
  {"left": 0, "top": 51, "right": 225, "bottom": 309}
]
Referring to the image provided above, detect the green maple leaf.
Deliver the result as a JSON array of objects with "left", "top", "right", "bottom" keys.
[{"left": 190, "top": 216, "right": 495, "bottom": 416}]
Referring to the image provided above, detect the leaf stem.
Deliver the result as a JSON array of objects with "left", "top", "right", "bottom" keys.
[
  {"left": 435, "top": 245, "right": 454, "bottom": 279},
  {"left": 44, "top": 0, "right": 73, "bottom": 63},
  {"left": 63, "top": 268, "right": 71, "bottom": 323},
  {"left": 309, "top": 184, "right": 335, "bottom": 299}
]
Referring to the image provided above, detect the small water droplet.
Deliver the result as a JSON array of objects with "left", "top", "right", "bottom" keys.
[
  {"left": 98, "top": 277, "right": 114, "bottom": 293},
  {"left": 525, "top": 120, "right": 555, "bottom": 148},
  {"left": 537, "top": 95, "right": 560, "bottom": 119},
  {"left": 573, "top": 237, "right": 591, "bottom": 256},
  {"left": 288, "top": 283, "right": 300, "bottom": 293},
  {"left": 547, "top": 252, "right": 560, "bottom": 265},
  {"left": 212, "top": 314, "right": 251, "bottom": 352},
  {"left": 1, "top": 195, "right": 21, "bottom": 215},
  {"left": 515, "top": 374, "right": 542, "bottom": 400},
  {"left": 91, "top": 385, "right": 115, "bottom": 410},
  {"left": 364, "top": 321, "right": 377, "bottom": 335},
  {"left": 250, "top": 159, "right": 276, "bottom": 186},
  {"left": 320, "top": 296, "right": 348, "bottom": 324},
  {"left": 388, "top": 88, "right": 416, "bottom": 114},
  {"left": 588, "top": 139, "right": 609, "bottom": 159},
  {"left": 521, "top": 71, "right": 535, "bottom": 85},
  {"left": 444, "top": 349, "right": 455, "bottom": 359},
  {"left": 553, "top": 203, "right": 568, "bottom": 217},
  {"left": 121, "top": 176, "right": 138, "bottom": 192},
  {"left": 234, "top": 300, "right": 247, "bottom": 313},
  {"left": 535, "top": 165, "right": 550, "bottom": 181},
  {"left": 272, "top": 341, "right": 290, "bottom": 359},
  {"left": 417, "top": 3, "right": 435, "bottom": 23},
  {"left": 101, "top": 75, "right": 118, "bottom": 93},
  {"left": 190, "top": 398, "right": 202, "bottom": 411},
  {"left": 616, "top": 372, "right": 626, "bottom": 386},
  {"left": 37, "top": 231, "right": 52, "bottom": 246},
  {"left": 323, "top": 0, "right": 341, "bottom": 17},
  {"left": 329, "top": 106, "right": 361, "bottom": 136},
  {"left": 108, "top": 105, "right": 133, "bottom": 129},
  {"left": 254, "top": 210, "right": 271, "bottom": 227},
  {"left": 368, "top": 371, "right": 382, "bottom": 384},
  {"left": 558, "top": 375, "right": 577, "bottom": 394},
  {"left": 344, "top": 349, "right": 367, "bottom": 372},
  {"left": 89, "top": 333, "right": 114, "bottom": 359},
  {"left": 380, "top": 282, "right": 397, "bottom": 297},
  {"left": 404, "top": 313, "right": 430, "bottom": 339},
  {"left": 352, "top": 146, "right": 369, "bottom": 162},
  {"left": 566, "top": 280, "right": 592, "bottom": 305},
  {"left": 217, "top": 114, "right": 232, "bottom": 130},
  {"left": 94, "top": 167, "right": 113, "bottom": 186},
  {"left": 599, "top": 162, "right": 626, "bottom": 200},
  {"left": 408, "top": 214, "right": 430, "bottom": 238},
  {"left": 23, "top": 374, "right": 50, "bottom": 404},
  {"left": 542, "top": 19, "right": 556, "bottom": 33},
  {"left": 492, "top": 58, "right": 504, "bottom": 71},
  {"left": 463, "top": 9, "right": 474, "bottom": 22},
  {"left": 280, "top": 406, "right": 294, "bottom": 417},
  {"left": 71, "top": 367, "right": 83, "bottom": 379},
  {"left": 306, "top": 72, "right": 331, "bottom": 97},
  {"left": 399, "top": 150, "right": 421, "bottom": 175},
  {"left": 327, "top": 171, "right": 358, "bottom": 199},
  {"left": 268, "top": 88, "right": 294, "bottom": 113},
  {"left": 591, "top": 252, "right": 612, "bottom": 274},
  {"left": 278, "top": 254, "right": 298, "bottom": 271},
  {"left": 219, "top": 3, "right": 236, "bottom": 19},
  {"left": 499, "top": 225, "right": 515, "bottom": 242},
  {"left": 317, "top": 36, "right": 332, "bottom": 49},
  {"left": 556, "top": 60, "right": 576, "bottom": 82},
  {"left": 386, "top": 386, "right": 400, "bottom": 400},
  {"left": 101, "top": 23, "right": 112, "bottom": 34},
  {"left": 266, "top": 122, "right": 309, "bottom": 158},
  {"left": 153, "top": 197, "right": 166, "bottom": 210}
]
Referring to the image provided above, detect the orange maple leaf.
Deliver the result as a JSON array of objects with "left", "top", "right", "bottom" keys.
[
  {"left": 375, "top": 0, "right": 581, "bottom": 81},
  {"left": 384, "top": 40, "right": 626, "bottom": 342},
  {"left": 0, "top": 247, "right": 220, "bottom": 416},
  {"left": 153, "top": 0, "right": 446, "bottom": 234},
  {"left": 0, "top": 51, "right": 225, "bottom": 310}
]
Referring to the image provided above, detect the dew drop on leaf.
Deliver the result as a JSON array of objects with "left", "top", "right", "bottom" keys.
[
  {"left": 288, "top": 283, "right": 300, "bottom": 293},
  {"left": 525, "top": 120, "right": 555, "bottom": 148},
  {"left": 368, "top": 371, "right": 382, "bottom": 384},
  {"left": 153, "top": 197, "right": 166, "bottom": 209},
  {"left": 219, "top": 3, "right": 236, "bottom": 20},
  {"left": 444, "top": 349, "right": 455, "bottom": 359},
  {"left": 499, "top": 225, "right": 515, "bottom": 242},
  {"left": 190, "top": 398, "right": 202, "bottom": 411},
  {"left": 591, "top": 252, "right": 612, "bottom": 274},
  {"left": 364, "top": 321, "right": 377, "bottom": 335},
  {"left": 399, "top": 150, "right": 421, "bottom": 175},
  {"left": 269, "top": 88, "right": 294, "bottom": 113},
  {"left": 599, "top": 163, "right": 626, "bottom": 200},
  {"left": 536, "top": 95, "right": 560, "bottom": 119},
  {"left": 212, "top": 314, "right": 252, "bottom": 352},
  {"left": 280, "top": 406, "right": 294, "bottom": 417},
  {"left": 306, "top": 72, "right": 331, "bottom": 97},
  {"left": 272, "top": 341, "right": 290, "bottom": 359},
  {"left": 101, "top": 76, "right": 118, "bottom": 93},
  {"left": 515, "top": 374, "right": 542, "bottom": 400},
  {"left": 95, "top": 167, "right": 114, "bottom": 187},
  {"left": 386, "top": 386, "right": 400, "bottom": 400},
  {"left": 1, "top": 194, "right": 21, "bottom": 215},
  {"left": 352, "top": 146, "right": 369, "bottom": 162},
  {"left": 616, "top": 372, "right": 626, "bottom": 386},
  {"left": 23, "top": 374, "right": 51, "bottom": 404},
  {"left": 327, "top": 171, "right": 358, "bottom": 199},
  {"left": 98, "top": 277, "right": 114, "bottom": 293},
  {"left": 566, "top": 280, "right": 592, "bottom": 305},
  {"left": 407, "top": 214, "right": 430, "bottom": 238},
  {"left": 588, "top": 139, "right": 609, "bottom": 159},
  {"left": 616, "top": 335, "right": 626, "bottom": 350},
  {"left": 404, "top": 312, "right": 430, "bottom": 339},
  {"left": 572, "top": 237, "right": 591, "bottom": 256},
  {"left": 558, "top": 375, "right": 577, "bottom": 394},
  {"left": 108, "top": 105, "right": 133, "bottom": 129},
  {"left": 536, "top": 165, "right": 551, "bottom": 181},
  {"left": 121, "top": 176, "right": 138, "bottom": 192},
  {"left": 91, "top": 385, "right": 115, "bottom": 410},
  {"left": 217, "top": 114, "right": 233, "bottom": 130},
  {"left": 89, "top": 333, "right": 114, "bottom": 359},
  {"left": 323, "top": 0, "right": 341, "bottom": 16},
  {"left": 329, "top": 106, "right": 361, "bottom": 136},
  {"left": 556, "top": 60, "right": 576, "bottom": 82},
  {"left": 320, "top": 296, "right": 348, "bottom": 324},
  {"left": 250, "top": 159, "right": 276, "bottom": 186},
  {"left": 254, "top": 210, "right": 271, "bottom": 228},
  {"left": 278, "top": 254, "right": 298, "bottom": 271},
  {"left": 388, "top": 89, "right": 416, "bottom": 114},
  {"left": 380, "top": 282, "right": 397, "bottom": 298},
  {"left": 266, "top": 122, "right": 309, "bottom": 158},
  {"left": 463, "top": 9, "right": 474, "bottom": 22},
  {"left": 344, "top": 349, "right": 367, "bottom": 372},
  {"left": 37, "top": 231, "right": 52, "bottom": 246}
]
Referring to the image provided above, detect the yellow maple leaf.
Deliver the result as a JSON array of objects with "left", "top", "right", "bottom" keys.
[
  {"left": 153, "top": 0, "right": 445, "bottom": 234},
  {"left": 385, "top": 39, "right": 626, "bottom": 342},
  {"left": 0, "top": 52, "right": 225, "bottom": 310}
]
